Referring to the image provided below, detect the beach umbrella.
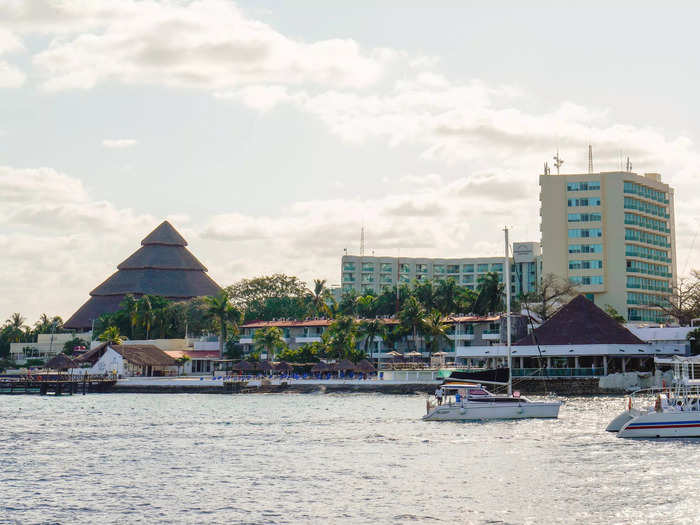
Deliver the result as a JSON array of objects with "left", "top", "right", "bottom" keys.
[
  {"left": 275, "top": 361, "right": 294, "bottom": 373},
  {"left": 234, "top": 360, "right": 254, "bottom": 371},
  {"left": 337, "top": 359, "right": 356, "bottom": 371},
  {"left": 311, "top": 362, "right": 329, "bottom": 373},
  {"left": 355, "top": 359, "right": 376, "bottom": 374},
  {"left": 258, "top": 360, "right": 274, "bottom": 372},
  {"left": 386, "top": 350, "right": 403, "bottom": 357}
]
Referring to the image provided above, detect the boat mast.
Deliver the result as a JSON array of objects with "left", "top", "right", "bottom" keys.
[{"left": 504, "top": 227, "right": 512, "bottom": 396}]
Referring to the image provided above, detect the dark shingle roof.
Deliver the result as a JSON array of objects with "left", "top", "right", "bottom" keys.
[
  {"left": 514, "top": 295, "right": 644, "bottom": 346},
  {"left": 64, "top": 221, "right": 221, "bottom": 330},
  {"left": 117, "top": 244, "right": 207, "bottom": 271},
  {"left": 90, "top": 269, "right": 220, "bottom": 297},
  {"left": 141, "top": 221, "right": 188, "bottom": 246}
]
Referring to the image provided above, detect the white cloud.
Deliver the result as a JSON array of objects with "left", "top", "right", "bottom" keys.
[
  {"left": 102, "top": 138, "right": 138, "bottom": 148},
  {"left": 0, "top": 61, "right": 24, "bottom": 87},
  {"left": 3, "top": 0, "right": 387, "bottom": 92}
]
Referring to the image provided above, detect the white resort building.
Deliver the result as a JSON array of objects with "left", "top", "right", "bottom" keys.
[{"left": 340, "top": 241, "right": 542, "bottom": 298}]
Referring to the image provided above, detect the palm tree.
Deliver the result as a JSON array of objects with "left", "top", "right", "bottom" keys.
[
  {"left": 312, "top": 279, "right": 332, "bottom": 317},
  {"left": 154, "top": 307, "right": 170, "bottom": 339},
  {"left": 121, "top": 295, "right": 139, "bottom": 338},
  {"left": 5, "top": 313, "right": 27, "bottom": 342},
  {"left": 205, "top": 292, "right": 243, "bottom": 358},
  {"left": 355, "top": 295, "right": 376, "bottom": 318},
  {"left": 399, "top": 296, "right": 425, "bottom": 352},
  {"left": 326, "top": 316, "right": 358, "bottom": 360},
  {"left": 175, "top": 355, "right": 191, "bottom": 375},
  {"left": 138, "top": 295, "right": 155, "bottom": 340},
  {"left": 98, "top": 326, "right": 123, "bottom": 345},
  {"left": 423, "top": 310, "right": 450, "bottom": 356},
  {"left": 34, "top": 313, "right": 51, "bottom": 333},
  {"left": 253, "top": 327, "right": 286, "bottom": 361},
  {"left": 359, "top": 319, "right": 386, "bottom": 357},
  {"left": 434, "top": 278, "right": 459, "bottom": 315},
  {"left": 473, "top": 272, "right": 504, "bottom": 315}
]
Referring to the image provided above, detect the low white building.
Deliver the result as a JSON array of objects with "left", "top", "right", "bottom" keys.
[
  {"left": 10, "top": 332, "right": 91, "bottom": 364},
  {"left": 73, "top": 343, "right": 177, "bottom": 377},
  {"left": 455, "top": 296, "right": 689, "bottom": 376}
]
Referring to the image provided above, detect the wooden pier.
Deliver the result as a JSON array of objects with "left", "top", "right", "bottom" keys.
[{"left": 0, "top": 375, "right": 117, "bottom": 395}]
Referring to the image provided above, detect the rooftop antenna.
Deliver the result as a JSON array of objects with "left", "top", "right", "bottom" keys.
[
  {"left": 626, "top": 157, "right": 632, "bottom": 172},
  {"left": 360, "top": 224, "right": 365, "bottom": 257},
  {"left": 553, "top": 149, "right": 564, "bottom": 175},
  {"left": 544, "top": 161, "right": 550, "bottom": 175},
  {"left": 588, "top": 144, "right": 593, "bottom": 174}
]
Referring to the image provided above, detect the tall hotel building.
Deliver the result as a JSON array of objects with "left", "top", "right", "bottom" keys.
[{"left": 540, "top": 170, "right": 676, "bottom": 322}]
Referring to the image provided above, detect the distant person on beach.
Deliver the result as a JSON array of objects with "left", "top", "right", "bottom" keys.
[{"left": 435, "top": 387, "right": 443, "bottom": 406}]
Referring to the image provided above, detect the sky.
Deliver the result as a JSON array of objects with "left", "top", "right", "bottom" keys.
[{"left": 2, "top": 0, "right": 700, "bottom": 323}]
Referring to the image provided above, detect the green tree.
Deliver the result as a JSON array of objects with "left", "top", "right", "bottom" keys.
[
  {"left": 423, "top": 310, "right": 450, "bottom": 356},
  {"left": 138, "top": 295, "right": 155, "bottom": 339},
  {"left": 253, "top": 326, "right": 286, "bottom": 361},
  {"left": 311, "top": 279, "right": 333, "bottom": 317},
  {"left": 604, "top": 304, "right": 626, "bottom": 324},
  {"left": 175, "top": 355, "right": 191, "bottom": 375},
  {"left": 5, "top": 313, "right": 27, "bottom": 343},
  {"left": 326, "top": 316, "right": 358, "bottom": 360},
  {"left": 205, "top": 292, "right": 243, "bottom": 358},
  {"left": 63, "top": 337, "right": 89, "bottom": 355},
  {"left": 434, "top": 278, "right": 460, "bottom": 315},
  {"left": 120, "top": 295, "right": 140, "bottom": 338},
  {"left": 355, "top": 294, "right": 377, "bottom": 318},
  {"left": 98, "top": 326, "right": 123, "bottom": 345},
  {"left": 399, "top": 296, "right": 425, "bottom": 352},
  {"left": 358, "top": 318, "right": 386, "bottom": 357},
  {"left": 473, "top": 272, "right": 504, "bottom": 315},
  {"left": 226, "top": 274, "right": 311, "bottom": 322},
  {"left": 414, "top": 280, "right": 437, "bottom": 311}
]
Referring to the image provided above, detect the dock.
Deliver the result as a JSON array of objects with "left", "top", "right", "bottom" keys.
[{"left": 0, "top": 374, "right": 117, "bottom": 395}]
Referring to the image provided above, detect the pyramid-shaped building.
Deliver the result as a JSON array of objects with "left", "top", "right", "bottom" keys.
[
  {"left": 64, "top": 221, "right": 222, "bottom": 330},
  {"left": 514, "top": 295, "right": 644, "bottom": 346}
]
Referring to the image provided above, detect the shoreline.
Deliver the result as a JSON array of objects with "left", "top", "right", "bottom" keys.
[{"left": 107, "top": 376, "right": 622, "bottom": 395}]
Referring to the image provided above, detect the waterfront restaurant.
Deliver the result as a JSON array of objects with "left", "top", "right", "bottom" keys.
[{"left": 454, "top": 295, "right": 689, "bottom": 376}]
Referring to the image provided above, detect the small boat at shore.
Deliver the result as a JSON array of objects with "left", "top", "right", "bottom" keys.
[{"left": 607, "top": 357, "right": 700, "bottom": 438}]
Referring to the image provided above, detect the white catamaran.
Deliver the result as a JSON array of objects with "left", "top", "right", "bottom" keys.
[
  {"left": 423, "top": 228, "right": 561, "bottom": 421},
  {"left": 606, "top": 357, "right": 700, "bottom": 438}
]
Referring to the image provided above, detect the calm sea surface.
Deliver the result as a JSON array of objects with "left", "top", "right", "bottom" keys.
[{"left": 1, "top": 393, "right": 698, "bottom": 525}]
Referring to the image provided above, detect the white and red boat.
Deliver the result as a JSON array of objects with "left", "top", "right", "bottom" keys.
[{"left": 607, "top": 357, "right": 700, "bottom": 438}]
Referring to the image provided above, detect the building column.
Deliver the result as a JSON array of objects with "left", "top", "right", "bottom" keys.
[
  {"left": 603, "top": 356, "right": 608, "bottom": 376},
  {"left": 520, "top": 357, "right": 524, "bottom": 369},
  {"left": 547, "top": 357, "right": 552, "bottom": 369},
  {"left": 574, "top": 357, "right": 580, "bottom": 369},
  {"left": 621, "top": 357, "right": 626, "bottom": 373}
]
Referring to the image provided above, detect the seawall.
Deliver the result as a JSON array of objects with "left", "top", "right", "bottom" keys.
[{"left": 110, "top": 377, "right": 617, "bottom": 395}]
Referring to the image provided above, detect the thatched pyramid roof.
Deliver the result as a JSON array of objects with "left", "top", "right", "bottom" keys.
[
  {"left": 65, "top": 221, "right": 221, "bottom": 330},
  {"left": 46, "top": 353, "right": 79, "bottom": 370}
]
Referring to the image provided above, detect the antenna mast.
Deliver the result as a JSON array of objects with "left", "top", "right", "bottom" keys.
[
  {"left": 553, "top": 149, "right": 564, "bottom": 175},
  {"left": 588, "top": 145, "right": 593, "bottom": 174},
  {"left": 360, "top": 225, "right": 365, "bottom": 257}
]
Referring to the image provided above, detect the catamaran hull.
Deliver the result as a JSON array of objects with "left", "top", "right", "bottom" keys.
[
  {"left": 618, "top": 412, "right": 700, "bottom": 438},
  {"left": 605, "top": 409, "right": 642, "bottom": 432},
  {"left": 423, "top": 402, "right": 560, "bottom": 421}
]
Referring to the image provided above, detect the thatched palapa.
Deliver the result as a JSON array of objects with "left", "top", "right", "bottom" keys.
[
  {"left": 46, "top": 353, "right": 79, "bottom": 370},
  {"left": 65, "top": 221, "right": 222, "bottom": 330}
]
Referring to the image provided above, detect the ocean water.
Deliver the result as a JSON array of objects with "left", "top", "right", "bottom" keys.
[{"left": 1, "top": 393, "right": 698, "bottom": 525}]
